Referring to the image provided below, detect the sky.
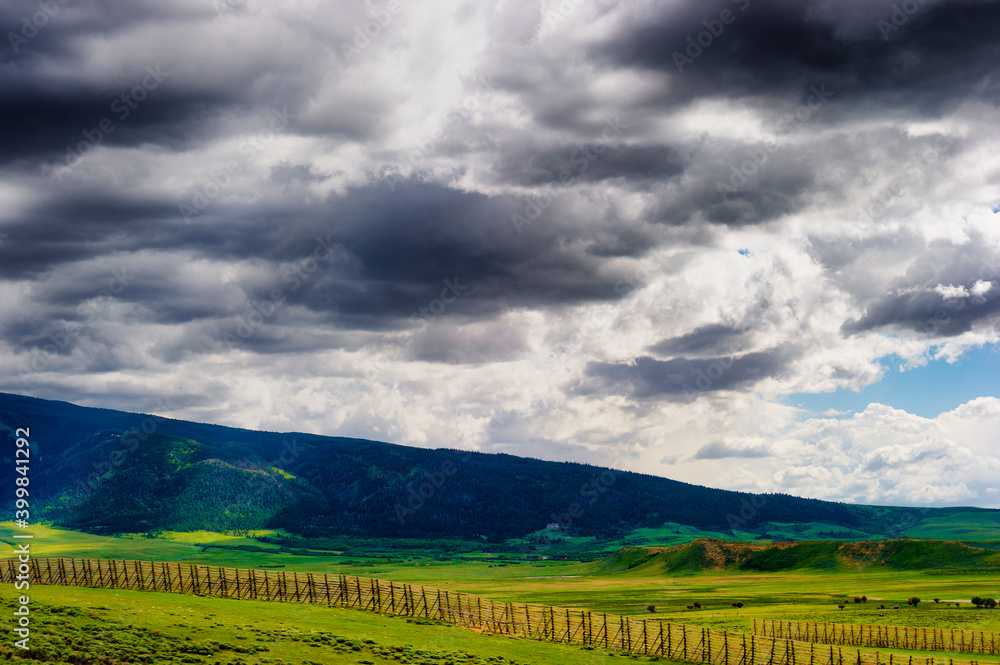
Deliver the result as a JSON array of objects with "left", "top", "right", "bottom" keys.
[{"left": 1, "top": 0, "right": 999, "bottom": 508}]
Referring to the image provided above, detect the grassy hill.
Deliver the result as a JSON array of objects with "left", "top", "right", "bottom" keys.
[
  {"left": 605, "top": 539, "right": 1000, "bottom": 574},
  {"left": 2, "top": 392, "right": 999, "bottom": 543}
]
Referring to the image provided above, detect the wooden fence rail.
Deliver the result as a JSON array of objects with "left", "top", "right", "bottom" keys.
[
  {"left": 3, "top": 558, "right": 995, "bottom": 665},
  {"left": 755, "top": 620, "right": 1000, "bottom": 656}
]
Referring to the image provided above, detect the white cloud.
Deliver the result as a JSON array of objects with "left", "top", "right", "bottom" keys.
[{"left": 2, "top": 0, "right": 1000, "bottom": 508}]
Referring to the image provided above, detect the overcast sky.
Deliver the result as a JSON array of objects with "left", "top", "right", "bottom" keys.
[{"left": 2, "top": 0, "right": 999, "bottom": 508}]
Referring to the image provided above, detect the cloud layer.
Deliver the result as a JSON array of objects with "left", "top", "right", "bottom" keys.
[{"left": 1, "top": 0, "right": 999, "bottom": 507}]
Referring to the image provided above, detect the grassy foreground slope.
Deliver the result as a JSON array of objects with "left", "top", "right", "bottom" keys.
[
  {"left": 3, "top": 557, "right": 1000, "bottom": 665},
  {"left": 0, "top": 583, "right": 661, "bottom": 665}
]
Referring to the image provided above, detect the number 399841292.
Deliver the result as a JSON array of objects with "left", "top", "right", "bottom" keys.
[{"left": 15, "top": 428, "right": 30, "bottom": 521}]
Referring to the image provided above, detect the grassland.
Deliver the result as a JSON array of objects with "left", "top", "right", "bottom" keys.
[
  {"left": 5, "top": 524, "right": 1000, "bottom": 624},
  {"left": 0, "top": 583, "right": 662, "bottom": 665},
  {"left": 5, "top": 523, "right": 1000, "bottom": 664}
]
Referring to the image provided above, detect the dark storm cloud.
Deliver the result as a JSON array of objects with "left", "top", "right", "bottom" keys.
[
  {"left": 252, "top": 179, "right": 642, "bottom": 323},
  {"left": 654, "top": 150, "right": 816, "bottom": 227},
  {"left": 842, "top": 239, "right": 1000, "bottom": 337},
  {"left": 843, "top": 282, "right": 1000, "bottom": 337},
  {"left": 490, "top": 142, "right": 688, "bottom": 187},
  {"left": 576, "top": 346, "right": 796, "bottom": 399},
  {"left": 649, "top": 323, "right": 751, "bottom": 356},
  {"left": 0, "top": 177, "right": 641, "bottom": 360},
  {"left": 0, "top": 0, "right": 382, "bottom": 168},
  {"left": 1, "top": 0, "right": 998, "bottom": 417},
  {"left": 598, "top": 0, "right": 1000, "bottom": 118},
  {"left": 0, "top": 72, "right": 228, "bottom": 167}
]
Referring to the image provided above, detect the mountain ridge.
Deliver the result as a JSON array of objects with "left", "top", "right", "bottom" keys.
[{"left": 1, "top": 392, "right": 996, "bottom": 542}]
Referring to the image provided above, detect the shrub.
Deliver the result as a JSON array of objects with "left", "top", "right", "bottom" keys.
[
  {"left": 892, "top": 605, "right": 900, "bottom": 609},
  {"left": 972, "top": 597, "right": 983, "bottom": 607},
  {"left": 985, "top": 598, "right": 997, "bottom": 609},
  {"left": 853, "top": 597, "right": 861, "bottom": 603},
  {"left": 732, "top": 601, "right": 744, "bottom": 608},
  {"left": 907, "top": 597, "right": 920, "bottom": 607},
  {"left": 686, "top": 605, "right": 694, "bottom": 610},
  {"left": 646, "top": 605, "right": 656, "bottom": 613},
  {"left": 838, "top": 604, "right": 845, "bottom": 610},
  {"left": 861, "top": 596, "right": 867, "bottom": 603},
  {"left": 933, "top": 598, "right": 940, "bottom": 603},
  {"left": 693, "top": 602, "right": 701, "bottom": 609},
  {"left": 879, "top": 605, "right": 885, "bottom": 609}
]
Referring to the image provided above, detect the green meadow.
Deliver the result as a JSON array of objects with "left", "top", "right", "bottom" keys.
[
  {"left": 0, "top": 583, "right": 658, "bottom": 665},
  {"left": 5, "top": 522, "right": 1000, "bottom": 664}
]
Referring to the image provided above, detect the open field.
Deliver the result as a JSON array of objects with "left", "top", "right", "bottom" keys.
[
  {"left": 4, "top": 556, "right": 1000, "bottom": 665},
  {"left": 4, "top": 524, "right": 1000, "bottom": 664},
  {"left": 0, "top": 582, "right": 656, "bottom": 665},
  {"left": 4, "top": 524, "right": 1000, "bottom": 627}
]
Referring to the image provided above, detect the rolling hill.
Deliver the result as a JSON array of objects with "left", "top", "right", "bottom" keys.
[
  {"left": 1, "top": 392, "right": 997, "bottom": 543},
  {"left": 604, "top": 538, "right": 1000, "bottom": 573}
]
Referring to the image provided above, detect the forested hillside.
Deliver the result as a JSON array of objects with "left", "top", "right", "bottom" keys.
[{"left": 1, "top": 392, "right": 990, "bottom": 541}]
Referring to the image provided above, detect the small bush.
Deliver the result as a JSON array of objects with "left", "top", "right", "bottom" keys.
[
  {"left": 692, "top": 602, "right": 701, "bottom": 609},
  {"left": 907, "top": 597, "right": 921, "bottom": 607},
  {"left": 861, "top": 596, "right": 867, "bottom": 603},
  {"left": 933, "top": 598, "right": 941, "bottom": 603},
  {"left": 731, "top": 602, "right": 744, "bottom": 608},
  {"left": 646, "top": 605, "right": 656, "bottom": 613},
  {"left": 892, "top": 605, "right": 900, "bottom": 609},
  {"left": 838, "top": 604, "right": 845, "bottom": 610},
  {"left": 985, "top": 598, "right": 997, "bottom": 609},
  {"left": 853, "top": 597, "right": 861, "bottom": 603}
]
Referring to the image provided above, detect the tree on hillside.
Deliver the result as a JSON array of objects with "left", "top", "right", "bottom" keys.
[
  {"left": 972, "top": 597, "right": 983, "bottom": 607},
  {"left": 838, "top": 604, "right": 845, "bottom": 610},
  {"left": 907, "top": 597, "right": 920, "bottom": 606},
  {"left": 853, "top": 597, "right": 862, "bottom": 603},
  {"left": 985, "top": 598, "right": 998, "bottom": 609}
]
